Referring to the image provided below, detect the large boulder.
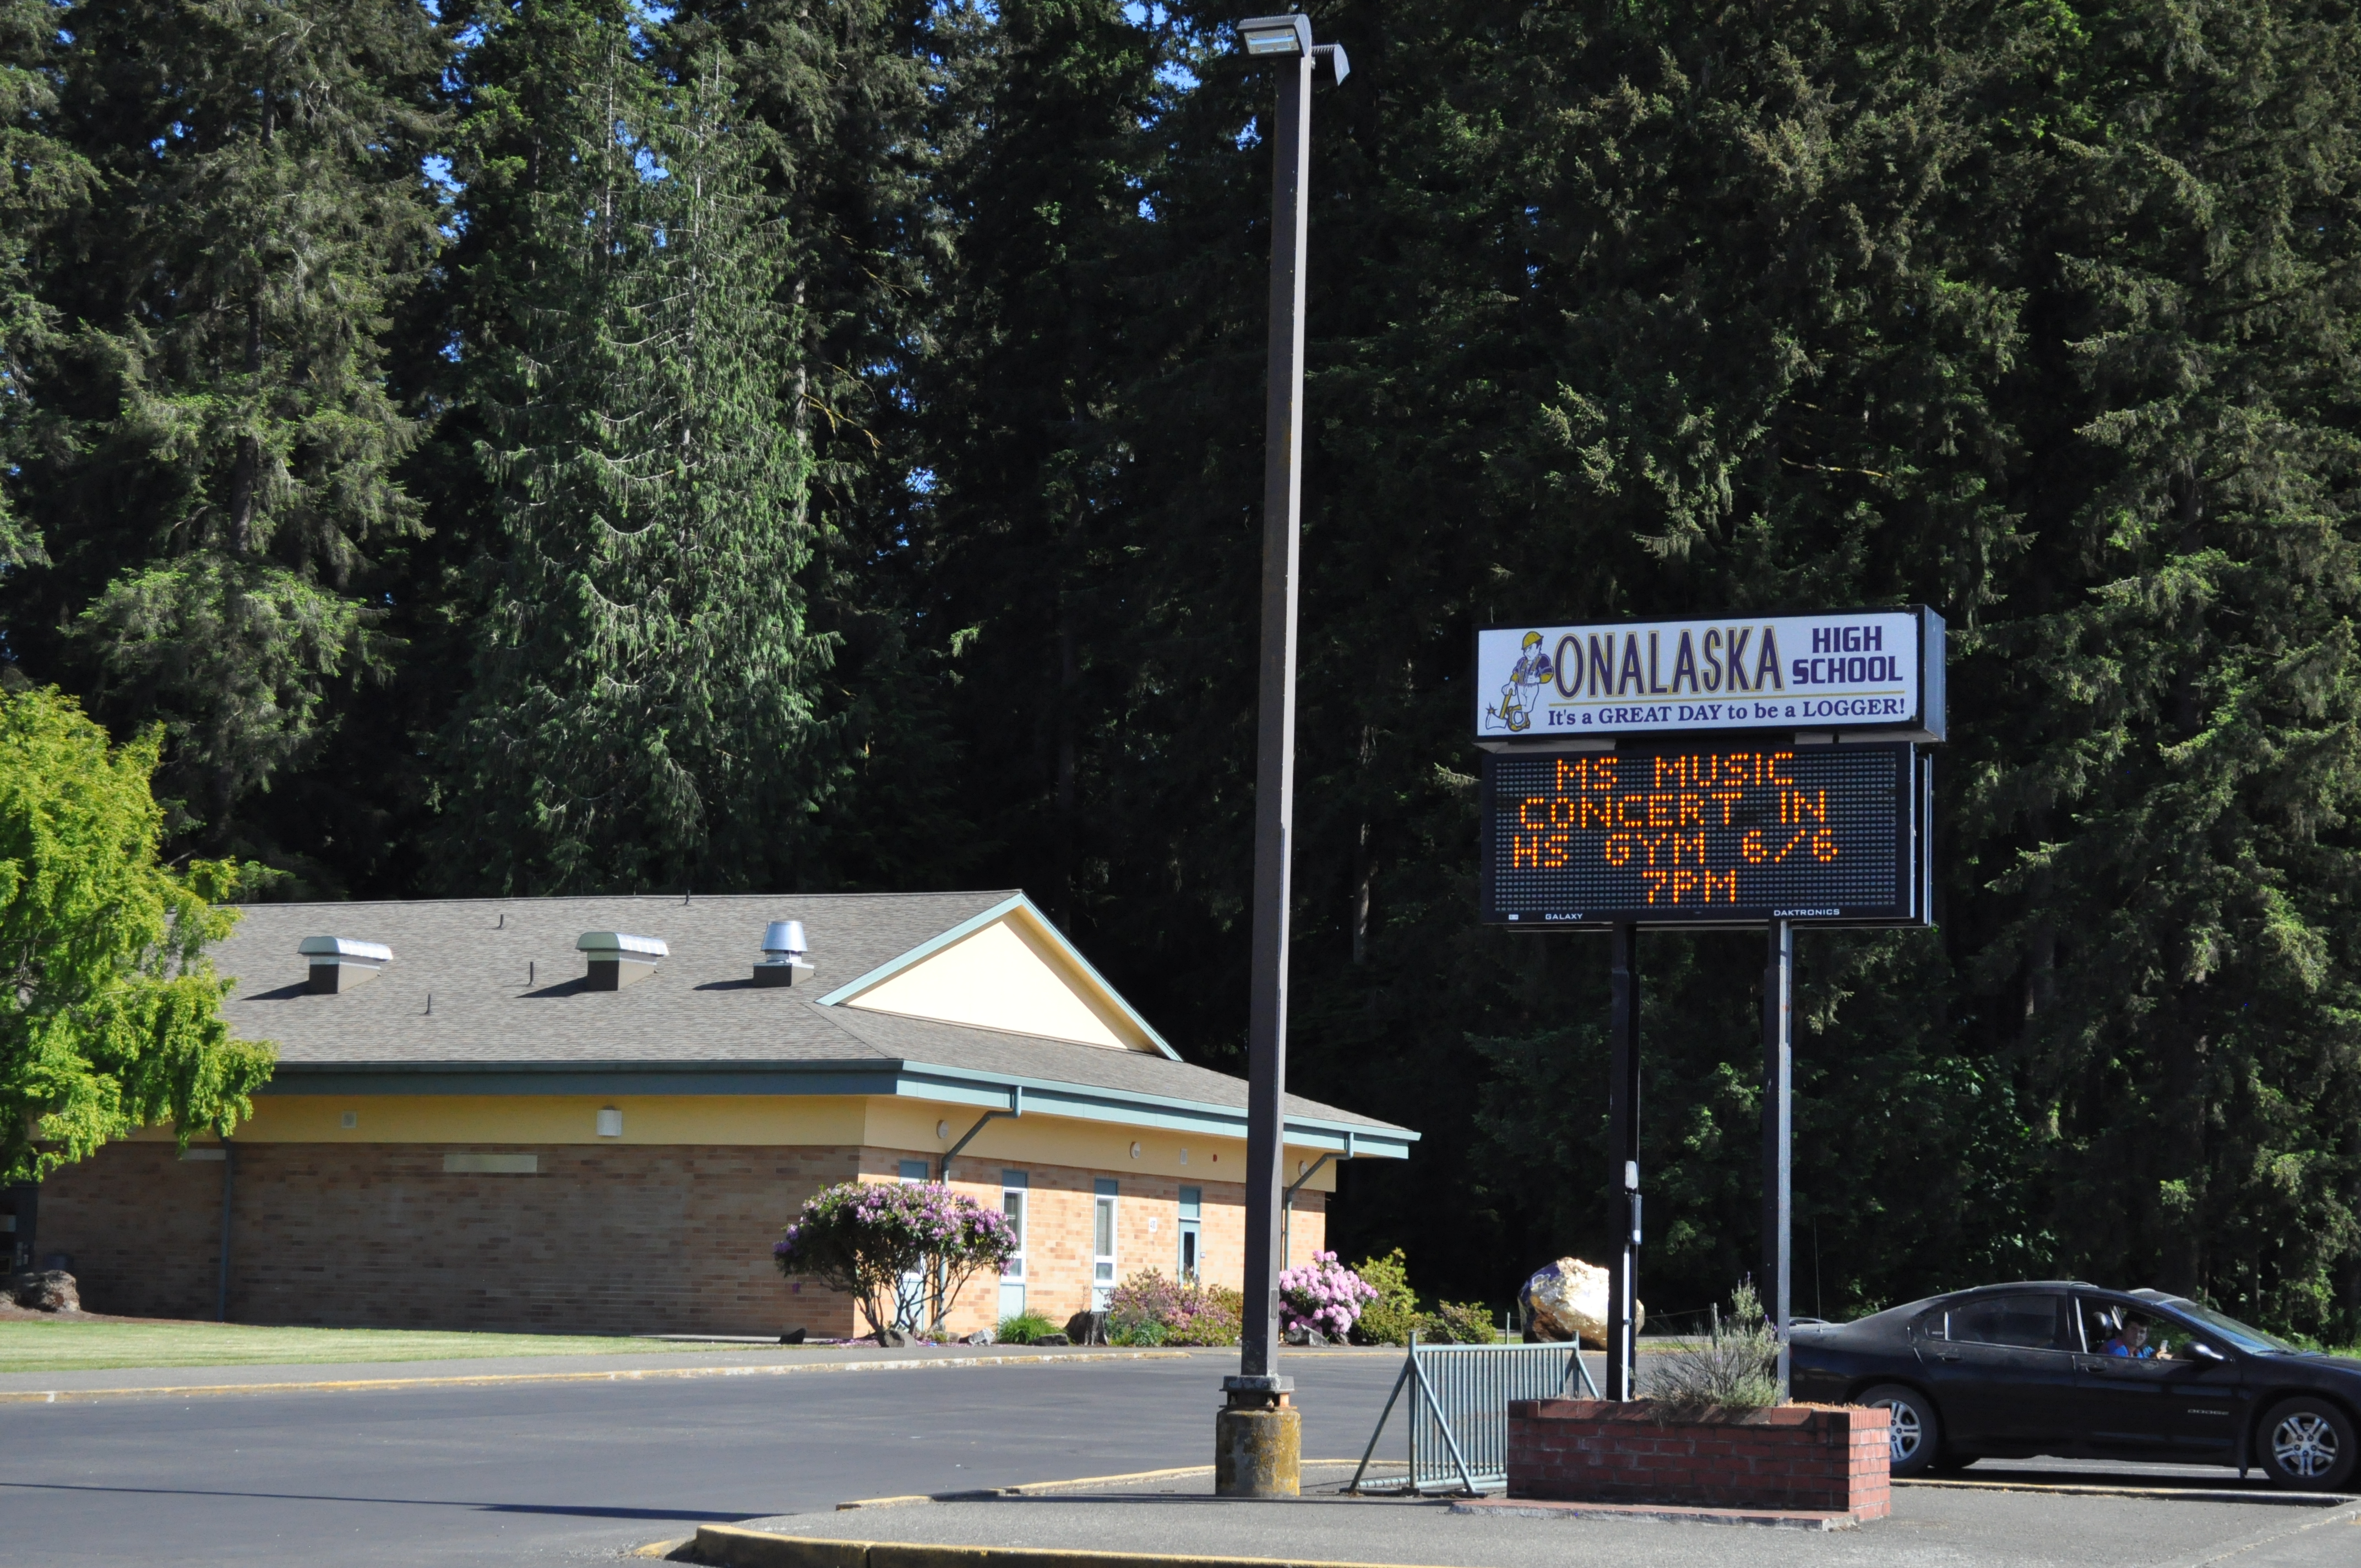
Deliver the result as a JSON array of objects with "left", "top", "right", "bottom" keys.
[
  {"left": 1519, "top": 1257, "right": 1640, "bottom": 1349},
  {"left": 9, "top": 1270, "right": 79, "bottom": 1313}
]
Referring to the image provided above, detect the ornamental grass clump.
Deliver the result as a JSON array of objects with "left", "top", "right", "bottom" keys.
[
  {"left": 1107, "top": 1269, "right": 1242, "bottom": 1346},
  {"left": 997, "top": 1310, "right": 1057, "bottom": 1344},
  {"left": 774, "top": 1180, "right": 1014, "bottom": 1338},
  {"left": 1649, "top": 1281, "right": 1783, "bottom": 1419},
  {"left": 1278, "top": 1250, "right": 1378, "bottom": 1340}
]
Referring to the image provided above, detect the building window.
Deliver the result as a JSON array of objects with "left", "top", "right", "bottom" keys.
[
  {"left": 1092, "top": 1179, "right": 1118, "bottom": 1310},
  {"left": 999, "top": 1170, "right": 1028, "bottom": 1321},
  {"left": 1177, "top": 1185, "right": 1201, "bottom": 1281},
  {"left": 897, "top": 1159, "right": 929, "bottom": 1183}
]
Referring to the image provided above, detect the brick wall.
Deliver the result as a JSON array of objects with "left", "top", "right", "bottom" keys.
[
  {"left": 37, "top": 1139, "right": 1328, "bottom": 1337},
  {"left": 1504, "top": 1399, "right": 1891, "bottom": 1519},
  {"left": 32, "top": 1145, "right": 227, "bottom": 1320},
  {"left": 934, "top": 1158, "right": 1325, "bottom": 1332},
  {"left": 41, "top": 1141, "right": 868, "bottom": 1335}
]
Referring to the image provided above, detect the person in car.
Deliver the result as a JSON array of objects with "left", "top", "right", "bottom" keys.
[{"left": 2102, "top": 1316, "right": 2163, "bottom": 1358}]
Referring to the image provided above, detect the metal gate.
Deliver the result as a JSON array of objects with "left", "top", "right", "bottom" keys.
[{"left": 1347, "top": 1336, "right": 1602, "bottom": 1495}]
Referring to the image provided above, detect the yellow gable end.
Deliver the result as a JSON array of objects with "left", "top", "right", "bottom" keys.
[{"left": 841, "top": 912, "right": 1154, "bottom": 1051}]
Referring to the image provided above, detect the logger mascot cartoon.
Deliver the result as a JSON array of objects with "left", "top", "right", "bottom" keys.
[{"left": 1489, "top": 631, "right": 1553, "bottom": 733}]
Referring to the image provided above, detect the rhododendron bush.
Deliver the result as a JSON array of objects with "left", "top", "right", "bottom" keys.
[
  {"left": 1107, "top": 1269, "right": 1243, "bottom": 1346},
  {"left": 775, "top": 1180, "right": 1014, "bottom": 1336},
  {"left": 1279, "top": 1251, "right": 1378, "bottom": 1340}
]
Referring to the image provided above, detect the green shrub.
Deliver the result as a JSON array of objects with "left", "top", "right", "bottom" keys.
[
  {"left": 1350, "top": 1248, "right": 1423, "bottom": 1345},
  {"left": 1426, "top": 1300, "right": 1500, "bottom": 1344},
  {"left": 997, "top": 1310, "right": 1057, "bottom": 1344},
  {"left": 1650, "top": 1282, "right": 1781, "bottom": 1415}
]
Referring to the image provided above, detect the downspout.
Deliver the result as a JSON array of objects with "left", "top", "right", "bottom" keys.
[
  {"left": 933, "top": 1088, "right": 1022, "bottom": 1335},
  {"left": 214, "top": 1136, "right": 236, "bottom": 1323}
]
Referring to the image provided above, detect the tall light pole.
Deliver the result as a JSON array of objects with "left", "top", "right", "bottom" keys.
[{"left": 1215, "top": 11, "right": 1348, "bottom": 1501}]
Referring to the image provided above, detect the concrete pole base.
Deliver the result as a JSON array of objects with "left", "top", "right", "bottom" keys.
[{"left": 1214, "top": 1402, "right": 1302, "bottom": 1497}]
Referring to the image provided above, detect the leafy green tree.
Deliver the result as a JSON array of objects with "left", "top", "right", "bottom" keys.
[
  {"left": 434, "top": 42, "right": 835, "bottom": 892},
  {"left": 0, "top": 686, "right": 273, "bottom": 1181}
]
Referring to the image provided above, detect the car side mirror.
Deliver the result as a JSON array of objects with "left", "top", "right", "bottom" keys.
[{"left": 2189, "top": 1341, "right": 2226, "bottom": 1363}]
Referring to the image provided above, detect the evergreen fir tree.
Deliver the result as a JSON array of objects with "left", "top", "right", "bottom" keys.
[
  {"left": 0, "top": 0, "right": 92, "bottom": 572},
  {"left": 436, "top": 41, "right": 834, "bottom": 892},
  {"left": 5, "top": 0, "right": 444, "bottom": 856},
  {"left": 661, "top": 0, "right": 988, "bottom": 891}
]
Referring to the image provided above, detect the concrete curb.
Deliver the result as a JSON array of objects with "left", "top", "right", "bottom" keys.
[
  {"left": 0, "top": 1348, "right": 1195, "bottom": 1406},
  {"left": 834, "top": 1461, "right": 1379, "bottom": 1511},
  {"left": 681, "top": 1525, "right": 1466, "bottom": 1568},
  {"left": 1448, "top": 1496, "right": 1860, "bottom": 1531}
]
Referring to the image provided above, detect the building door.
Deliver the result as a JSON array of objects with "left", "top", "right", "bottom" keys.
[
  {"left": 1177, "top": 1186, "right": 1201, "bottom": 1281},
  {"left": 1092, "top": 1180, "right": 1118, "bottom": 1310},
  {"left": 896, "top": 1160, "right": 929, "bottom": 1330},
  {"left": 998, "top": 1170, "right": 1027, "bottom": 1321}
]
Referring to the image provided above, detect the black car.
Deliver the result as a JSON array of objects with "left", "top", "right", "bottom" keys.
[{"left": 1788, "top": 1280, "right": 2358, "bottom": 1489}]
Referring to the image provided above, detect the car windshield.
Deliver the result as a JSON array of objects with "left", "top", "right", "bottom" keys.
[{"left": 2156, "top": 1298, "right": 2297, "bottom": 1355}]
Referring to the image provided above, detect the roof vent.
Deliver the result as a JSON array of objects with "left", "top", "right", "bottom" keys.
[
  {"left": 754, "top": 920, "right": 813, "bottom": 987},
  {"left": 577, "top": 931, "right": 667, "bottom": 990},
  {"left": 299, "top": 937, "right": 392, "bottom": 994}
]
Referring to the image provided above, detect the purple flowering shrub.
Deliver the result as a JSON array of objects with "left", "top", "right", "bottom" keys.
[
  {"left": 774, "top": 1180, "right": 1015, "bottom": 1337},
  {"left": 1107, "top": 1269, "right": 1243, "bottom": 1346},
  {"left": 1279, "top": 1251, "right": 1378, "bottom": 1340}
]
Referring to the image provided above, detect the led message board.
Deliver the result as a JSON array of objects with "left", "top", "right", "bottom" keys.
[
  {"left": 1475, "top": 608, "right": 1945, "bottom": 745},
  {"left": 1481, "top": 743, "right": 1930, "bottom": 928}
]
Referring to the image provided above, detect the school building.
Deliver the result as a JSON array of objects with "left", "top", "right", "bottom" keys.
[{"left": 14, "top": 891, "right": 1415, "bottom": 1336}]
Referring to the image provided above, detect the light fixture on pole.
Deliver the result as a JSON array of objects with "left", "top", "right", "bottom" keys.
[{"left": 1215, "top": 10, "right": 1348, "bottom": 1502}]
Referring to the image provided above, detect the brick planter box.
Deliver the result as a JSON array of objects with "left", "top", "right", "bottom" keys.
[{"left": 1505, "top": 1398, "right": 1890, "bottom": 1520}]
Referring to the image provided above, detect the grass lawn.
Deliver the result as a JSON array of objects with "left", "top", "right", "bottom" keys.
[{"left": 0, "top": 1318, "right": 745, "bottom": 1375}]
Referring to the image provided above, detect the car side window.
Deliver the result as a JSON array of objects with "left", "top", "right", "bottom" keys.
[
  {"left": 2076, "top": 1296, "right": 2197, "bottom": 1360},
  {"left": 1949, "top": 1294, "right": 2069, "bottom": 1350}
]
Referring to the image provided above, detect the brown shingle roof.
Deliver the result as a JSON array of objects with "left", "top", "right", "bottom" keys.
[{"left": 214, "top": 893, "right": 1408, "bottom": 1136}]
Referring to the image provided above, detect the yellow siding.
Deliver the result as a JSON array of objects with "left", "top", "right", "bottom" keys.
[
  {"left": 132, "top": 1094, "right": 1339, "bottom": 1193},
  {"left": 841, "top": 911, "right": 1152, "bottom": 1052}
]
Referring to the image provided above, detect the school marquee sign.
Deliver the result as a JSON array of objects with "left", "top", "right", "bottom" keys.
[{"left": 1474, "top": 608, "right": 1946, "bottom": 744}]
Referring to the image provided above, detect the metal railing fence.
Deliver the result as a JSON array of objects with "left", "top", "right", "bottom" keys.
[{"left": 1347, "top": 1336, "right": 1602, "bottom": 1495}]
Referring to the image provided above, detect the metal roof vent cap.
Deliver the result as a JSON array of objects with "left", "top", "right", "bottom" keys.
[
  {"left": 754, "top": 920, "right": 813, "bottom": 988},
  {"left": 576, "top": 931, "right": 668, "bottom": 991},
  {"left": 299, "top": 937, "right": 393, "bottom": 995}
]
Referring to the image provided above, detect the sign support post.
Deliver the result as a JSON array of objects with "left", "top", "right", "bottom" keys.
[
  {"left": 1762, "top": 919, "right": 1793, "bottom": 1398},
  {"left": 1606, "top": 922, "right": 1642, "bottom": 1400}
]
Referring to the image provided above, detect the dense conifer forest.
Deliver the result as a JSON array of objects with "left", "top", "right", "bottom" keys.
[{"left": 6, "top": 0, "right": 2361, "bottom": 1339}]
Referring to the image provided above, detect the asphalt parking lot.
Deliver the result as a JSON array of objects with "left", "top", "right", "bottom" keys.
[{"left": 1, "top": 1347, "right": 2351, "bottom": 1568}]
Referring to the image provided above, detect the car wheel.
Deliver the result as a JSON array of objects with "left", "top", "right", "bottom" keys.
[
  {"left": 2258, "top": 1397, "right": 2357, "bottom": 1489},
  {"left": 1858, "top": 1384, "right": 1943, "bottom": 1477}
]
